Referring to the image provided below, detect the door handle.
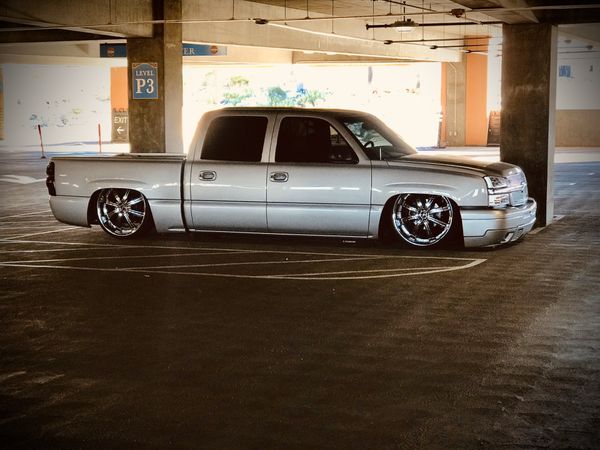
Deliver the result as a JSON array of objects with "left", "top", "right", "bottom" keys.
[
  {"left": 199, "top": 170, "right": 216, "bottom": 181},
  {"left": 269, "top": 172, "right": 289, "bottom": 182}
]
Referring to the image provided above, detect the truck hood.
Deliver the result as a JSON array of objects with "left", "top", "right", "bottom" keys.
[{"left": 391, "top": 153, "right": 522, "bottom": 177}]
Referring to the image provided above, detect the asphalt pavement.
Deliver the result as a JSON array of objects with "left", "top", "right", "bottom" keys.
[{"left": 0, "top": 149, "right": 599, "bottom": 449}]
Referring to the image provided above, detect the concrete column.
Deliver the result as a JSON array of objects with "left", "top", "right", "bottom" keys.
[
  {"left": 443, "top": 61, "right": 466, "bottom": 147},
  {"left": 127, "top": 0, "right": 182, "bottom": 153},
  {"left": 500, "top": 24, "right": 557, "bottom": 226}
]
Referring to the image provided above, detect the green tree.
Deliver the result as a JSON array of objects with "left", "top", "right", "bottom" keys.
[
  {"left": 295, "top": 89, "right": 326, "bottom": 107},
  {"left": 222, "top": 76, "right": 254, "bottom": 106},
  {"left": 267, "top": 86, "right": 294, "bottom": 106}
]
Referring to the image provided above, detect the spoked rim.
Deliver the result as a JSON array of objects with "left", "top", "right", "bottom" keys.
[
  {"left": 393, "top": 194, "right": 453, "bottom": 246},
  {"left": 97, "top": 188, "right": 147, "bottom": 237}
]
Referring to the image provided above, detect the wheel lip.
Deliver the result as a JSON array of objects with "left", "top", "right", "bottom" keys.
[
  {"left": 96, "top": 188, "right": 147, "bottom": 238},
  {"left": 392, "top": 194, "right": 454, "bottom": 247}
]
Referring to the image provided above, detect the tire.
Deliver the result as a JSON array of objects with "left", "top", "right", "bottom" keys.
[
  {"left": 96, "top": 188, "right": 152, "bottom": 238},
  {"left": 391, "top": 194, "right": 454, "bottom": 247}
]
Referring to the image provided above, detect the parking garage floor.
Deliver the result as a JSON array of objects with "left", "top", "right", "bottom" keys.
[{"left": 1, "top": 151, "right": 599, "bottom": 449}]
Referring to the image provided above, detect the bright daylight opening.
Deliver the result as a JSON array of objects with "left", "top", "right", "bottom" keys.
[
  {"left": 2, "top": 62, "right": 442, "bottom": 152},
  {"left": 182, "top": 63, "right": 442, "bottom": 152}
]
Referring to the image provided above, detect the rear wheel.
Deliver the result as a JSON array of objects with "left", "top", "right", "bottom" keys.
[
  {"left": 96, "top": 188, "right": 151, "bottom": 238},
  {"left": 391, "top": 194, "right": 454, "bottom": 247}
]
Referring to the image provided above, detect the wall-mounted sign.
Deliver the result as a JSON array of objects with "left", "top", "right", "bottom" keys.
[
  {"left": 132, "top": 63, "right": 158, "bottom": 100},
  {"left": 182, "top": 44, "right": 227, "bottom": 56},
  {"left": 100, "top": 43, "right": 127, "bottom": 58},
  {"left": 101, "top": 43, "right": 227, "bottom": 58},
  {"left": 111, "top": 109, "right": 129, "bottom": 142}
]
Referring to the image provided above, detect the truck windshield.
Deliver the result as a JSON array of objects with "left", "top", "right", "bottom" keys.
[{"left": 340, "top": 115, "right": 416, "bottom": 160}]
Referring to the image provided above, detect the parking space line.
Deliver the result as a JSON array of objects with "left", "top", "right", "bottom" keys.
[
  {"left": 0, "top": 220, "right": 59, "bottom": 225},
  {"left": 0, "top": 237, "right": 488, "bottom": 280},
  {"left": 0, "top": 257, "right": 487, "bottom": 281},
  {"left": 0, "top": 247, "right": 101, "bottom": 254},
  {"left": 270, "top": 259, "right": 486, "bottom": 279},
  {"left": 0, "top": 210, "right": 52, "bottom": 220},
  {"left": 0, "top": 226, "right": 68, "bottom": 230},
  {"left": 122, "top": 255, "right": 386, "bottom": 271},
  {"left": 2, "top": 227, "right": 80, "bottom": 240},
  {"left": 0, "top": 251, "right": 258, "bottom": 265},
  {"left": 0, "top": 238, "right": 482, "bottom": 260}
]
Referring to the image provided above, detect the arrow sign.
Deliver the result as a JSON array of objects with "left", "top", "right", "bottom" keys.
[{"left": 112, "top": 110, "right": 129, "bottom": 143}]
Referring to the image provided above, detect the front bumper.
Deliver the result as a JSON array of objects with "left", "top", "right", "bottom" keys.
[{"left": 461, "top": 198, "right": 537, "bottom": 247}]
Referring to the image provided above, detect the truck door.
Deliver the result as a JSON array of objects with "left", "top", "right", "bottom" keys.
[
  {"left": 266, "top": 114, "right": 371, "bottom": 236},
  {"left": 188, "top": 112, "right": 273, "bottom": 232}
]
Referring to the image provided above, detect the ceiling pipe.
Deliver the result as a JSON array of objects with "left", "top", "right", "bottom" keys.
[
  {"left": 266, "top": 3, "right": 600, "bottom": 23},
  {"left": 2, "top": 3, "right": 599, "bottom": 33},
  {"left": 367, "top": 20, "right": 502, "bottom": 30}
]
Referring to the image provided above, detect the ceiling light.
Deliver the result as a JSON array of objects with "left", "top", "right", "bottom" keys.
[{"left": 394, "top": 19, "right": 416, "bottom": 33}]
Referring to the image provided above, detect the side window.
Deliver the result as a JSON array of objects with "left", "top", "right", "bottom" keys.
[
  {"left": 275, "top": 117, "right": 358, "bottom": 164},
  {"left": 201, "top": 116, "right": 268, "bottom": 162}
]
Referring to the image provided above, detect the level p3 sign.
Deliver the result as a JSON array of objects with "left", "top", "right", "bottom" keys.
[{"left": 132, "top": 62, "right": 158, "bottom": 99}]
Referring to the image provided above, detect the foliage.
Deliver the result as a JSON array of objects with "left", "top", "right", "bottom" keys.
[
  {"left": 221, "top": 76, "right": 254, "bottom": 106},
  {"left": 266, "top": 86, "right": 327, "bottom": 107}
]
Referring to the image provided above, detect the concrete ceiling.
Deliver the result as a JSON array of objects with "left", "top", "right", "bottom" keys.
[{"left": 0, "top": 1, "right": 599, "bottom": 63}]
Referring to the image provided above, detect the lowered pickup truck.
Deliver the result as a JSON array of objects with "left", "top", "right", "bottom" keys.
[{"left": 47, "top": 107, "right": 536, "bottom": 248}]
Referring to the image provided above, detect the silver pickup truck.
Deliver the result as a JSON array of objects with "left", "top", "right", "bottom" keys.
[{"left": 46, "top": 107, "right": 536, "bottom": 248}]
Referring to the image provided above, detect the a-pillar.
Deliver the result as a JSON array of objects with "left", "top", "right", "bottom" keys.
[
  {"left": 500, "top": 24, "right": 557, "bottom": 226},
  {"left": 127, "top": 0, "right": 183, "bottom": 153}
]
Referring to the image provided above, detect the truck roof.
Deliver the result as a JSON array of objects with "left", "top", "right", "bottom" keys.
[{"left": 218, "top": 106, "right": 371, "bottom": 116}]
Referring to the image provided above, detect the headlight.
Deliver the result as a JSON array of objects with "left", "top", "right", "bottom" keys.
[
  {"left": 484, "top": 171, "right": 528, "bottom": 208},
  {"left": 484, "top": 175, "right": 509, "bottom": 190},
  {"left": 484, "top": 175, "right": 511, "bottom": 208}
]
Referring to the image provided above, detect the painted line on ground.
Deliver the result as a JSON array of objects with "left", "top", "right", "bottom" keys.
[
  {"left": 0, "top": 225, "right": 71, "bottom": 230},
  {"left": 0, "top": 210, "right": 52, "bottom": 220},
  {"left": 270, "top": 260, "right": 486, "bottom": 279},
  {"left": 0, "top": 257, "right": 487, "bottom": 281},
  {"left": 0, "top": 247, "right": 102, "bottom": 254},
  {"left": 2, "top": 227, "right": 80, "bottom": 240},
  {"left": 121, "top": 255, "right": 387, "bottom": 271},
  {"left": 0, "top": 238, "right": 483, "bottom": 261},
  {"left": 0, "top": 250, "right": 260, "bottom": 265},
  {"left": 0, "top": 220, "right": 60, "bottom": 225}
]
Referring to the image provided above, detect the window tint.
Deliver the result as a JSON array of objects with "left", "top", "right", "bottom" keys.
[
  {"left": 341, "top": 115, "right": 416, "bottom": 160},
  {"left": 276, "top": 117, "right": 358, "bottom": 164},
  {"left": 201, "top": 116, "right": 268, "bottom": 162}
]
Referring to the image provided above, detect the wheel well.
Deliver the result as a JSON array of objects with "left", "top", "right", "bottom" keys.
[
  {"left": 378, "top": 194, "right": 464, "bottom": 246},
  {"left": 87, "top": 190, "right": 102, "bottom": 225},
  {"left": 87, "top": 188, "right": 155, "bottom": 230}
]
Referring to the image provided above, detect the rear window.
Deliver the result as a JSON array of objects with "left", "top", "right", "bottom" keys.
[{"left": 201, "top": 116, "right": 268, "bottom": 162}]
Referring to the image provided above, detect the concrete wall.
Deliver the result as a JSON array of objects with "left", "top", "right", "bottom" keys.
[
  {"left": 556, "top": 110, "right": 600, "bottom": 146},
  {"left": 555, "top": 53, "right": 600, "bottom": 146}
]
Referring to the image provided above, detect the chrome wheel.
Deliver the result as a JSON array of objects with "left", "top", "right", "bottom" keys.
[
  {"left": 97, "top": 188, "right": 149, "bottom": 237},
  {"left": 392, "top": 194, "right": 453, "bottom": 247}
]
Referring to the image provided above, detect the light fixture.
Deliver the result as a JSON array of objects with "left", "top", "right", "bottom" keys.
[
  {"left": 365, "top": 19, "right": 419, "bottom": 31},
  {"left": 396, "top": 2, "right": 414, "bottom": 32},
  {"left": 394, "top": 18, "right": 416, "bottom": 32}
]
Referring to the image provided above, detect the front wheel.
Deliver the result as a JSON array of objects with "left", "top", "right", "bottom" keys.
[
  {"left": 96, "top": 188, "right": 152, "bottom": 238},
  {"left": 391, "top": 194, "right": 454, "bottom": 247}
]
